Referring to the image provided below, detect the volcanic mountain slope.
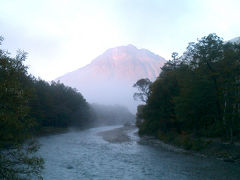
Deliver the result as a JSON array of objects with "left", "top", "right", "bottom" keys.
[{"left": 56, "top": 44, "right": 166, "bottom": 112}]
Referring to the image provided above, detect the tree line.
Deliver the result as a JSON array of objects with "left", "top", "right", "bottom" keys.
[
  {"left": 135, "top": 34, "right": 240, "bottom": 147},
  {"left": 0, "top": 37, "right": 92, "bottom": 179}
]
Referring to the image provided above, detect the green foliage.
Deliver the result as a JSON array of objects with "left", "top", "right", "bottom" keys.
[
  {"left": 0, "top": 37, "right": 92, "bottom": 179},
  {"left": 136, "top": 34, "right": 240, "bottom": 145},
  {"left": 29, "top": 79, "right": 91, "bottom": 128},
  {"left": 0, "top": 140, "right": 44, "bottom": 180},
  {"left": 0, "top": 40, "right": 43, "bottom": 179},
  {"left": 135, "top": 105, "right": 145, "bottom": 128}
]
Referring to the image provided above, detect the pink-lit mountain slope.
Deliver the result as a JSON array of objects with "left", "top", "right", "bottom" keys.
[{"left": 56, "top": 44, "right": 166, "bottom": 112}]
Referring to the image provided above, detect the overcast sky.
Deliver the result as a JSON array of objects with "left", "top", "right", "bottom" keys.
[{"left": 0, "top": 0, "right": 239, "bottom": 80}]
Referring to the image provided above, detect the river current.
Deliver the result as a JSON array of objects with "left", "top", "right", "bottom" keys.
[{"left": 38, "top": 125, "right": 240, "bottom": 180}]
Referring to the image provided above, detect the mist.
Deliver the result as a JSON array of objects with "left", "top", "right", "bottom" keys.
[
  {"left": 79, "top": 80, "right": 140, "bottom": 113},
  {"left": 89, "top": 103, "right": 135, "bottom": 126},
  {"left": 56, "top": 44, "right": 165, "bottom": 116}
]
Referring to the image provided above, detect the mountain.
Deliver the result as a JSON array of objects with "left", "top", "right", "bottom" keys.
[
  {"left": 228, "top": 37, "right": 240, "bottom": 44},
  {"left": 56, "top": 44, "right": 166, "bottom": 112}
]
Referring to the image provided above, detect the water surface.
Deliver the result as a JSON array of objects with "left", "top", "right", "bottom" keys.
[{"left": 38, "top": 126, "right": 240, "bottom": 180}]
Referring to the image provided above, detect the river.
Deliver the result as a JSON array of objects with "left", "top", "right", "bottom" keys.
[{"left": 38, "top": 125, "right": 240, "bottom": 180}]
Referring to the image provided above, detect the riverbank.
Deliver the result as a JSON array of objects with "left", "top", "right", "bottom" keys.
[
  {"left": 97, "top": 125, "right": 135, "bottom": 143},
  {"left": 196, "top": 139, "right": 240, "bottom": 163},
  {"left": 35, "top": 127, "right": 69, "bottom": 137},
  {"left": 98, "top": 125, "right": 240, "bottom": 163},
  {"left": 35, "top": 125, "right": 97, "bottom": 137},
  {"left": 150, "top": 133, "right": 240, "bottom": 164}
]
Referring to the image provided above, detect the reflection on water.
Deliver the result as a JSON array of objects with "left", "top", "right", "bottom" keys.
[{"left": 38, "top": 126, "right": 240, "bottom": 180}]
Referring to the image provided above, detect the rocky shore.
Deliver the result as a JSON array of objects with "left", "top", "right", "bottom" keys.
[
  {"left": 97, "top": 125, "right": 135, "bottom": 143},
  {"left": 98, "top": 125, "right": 240, "bottom": 164}
]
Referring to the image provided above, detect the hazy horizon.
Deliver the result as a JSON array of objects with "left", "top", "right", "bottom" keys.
[{"left": 1, "top": 0, "right": 240, "bottom": 80}]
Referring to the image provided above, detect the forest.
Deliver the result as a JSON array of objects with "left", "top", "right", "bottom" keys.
[
  {"left": 0, "top": 37, "right": 92, "bottom": 179},
  {"left": 136, "top": 34, "right": 240, "bottom": 149}
]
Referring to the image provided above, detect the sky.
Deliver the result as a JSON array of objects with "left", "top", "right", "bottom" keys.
[{"left": 0, "top": 0, "right": 240, "bottom": 80}]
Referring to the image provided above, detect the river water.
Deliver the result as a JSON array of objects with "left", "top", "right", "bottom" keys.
[{"left": 38, "top": 125, "right": 240, "bottom": 180}]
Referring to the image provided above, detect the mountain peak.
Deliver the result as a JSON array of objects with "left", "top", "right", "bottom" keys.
[
  {"left": 92, "top": 44, "right": 164, "bottom": 65},
  {"left": 56, "top": 45, "right": 166, "bottom": 112},
  {"left": 104, "top": 44, "right": 137, "bottom": 54},
  {"left": 126, "top": 44, "right": 137, "bottom": 48}
]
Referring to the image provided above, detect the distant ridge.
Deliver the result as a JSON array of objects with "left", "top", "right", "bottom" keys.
[
  {"left": 56, "top": 44, "right": 166, "bottom": 112},
  {"left": 228, "top": 37, "right": 240, "bottom": 44}
]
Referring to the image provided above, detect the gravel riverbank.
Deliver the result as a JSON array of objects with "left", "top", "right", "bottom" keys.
[{"left": 97, "top": 125, "right": 135, "bottom": 143}]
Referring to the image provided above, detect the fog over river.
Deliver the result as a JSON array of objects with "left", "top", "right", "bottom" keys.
[{"left": 38, "top": 126, "right": 240, "bottom": 180}]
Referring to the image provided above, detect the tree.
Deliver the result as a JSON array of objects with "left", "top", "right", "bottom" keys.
[
  {"left": 0, "top": 38, "right": 43, "bottom": 179},
  {"left": 219, "top": 42, "right": 240, "bottom": 143},
  {"left": 0, "top": 36, "right": 94, "bottom": 179},
  {"left": 29, "top": 79, "right": 92, "bottom": 128},
  {"left": 136, "top": 33, "right": 240, "bottom": 144},
  {"left": 185, "top": 34, "right": 224, "bottom": 122},
  {"left": 133, "top": 78, "right": 152, "bottom": 103},
  {"left": 0, "top": 140, "right": 44, "bottom": 180}
]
